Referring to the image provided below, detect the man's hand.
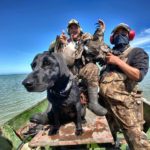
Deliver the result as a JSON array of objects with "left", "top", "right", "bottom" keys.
[
  {"left": 81, "top": 33, "right": 92, "bottom": 41},
  {"left": 106, "top": 53, "right": 141, "bottom": 81},
  {"left": 106, "top": 53, "right": 121, "bottom": 65},
  {"left": 59, "top": 31, "right": 67, "bottom": 44}
]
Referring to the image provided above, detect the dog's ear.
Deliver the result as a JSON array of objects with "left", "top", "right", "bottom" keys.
[
  {"left": 31, "top": 62, "right": 36, "bottom": 70},
  {"left": 51, "top": 53, "right": 70, "bottom": 78}
]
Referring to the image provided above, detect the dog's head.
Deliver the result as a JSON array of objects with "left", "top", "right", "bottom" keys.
[{"left": 22, "top": 51, "right": 62, "bottom": 92}]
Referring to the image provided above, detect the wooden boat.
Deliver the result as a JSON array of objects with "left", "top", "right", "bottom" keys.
[
  {"left": 0, "top": 98, "right": 150, "bottom": 150},
  {"left": 0, "top": 99, "right": 114, "bottom": 150}
]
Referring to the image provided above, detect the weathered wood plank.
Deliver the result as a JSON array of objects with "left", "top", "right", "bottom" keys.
[{"left": 29, "top": 109, "right": 114, "bottom": 147}]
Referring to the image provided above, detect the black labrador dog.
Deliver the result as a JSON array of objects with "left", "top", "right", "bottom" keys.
[{"left": 22, "top": 52, "right": 83, "bottom": 135}]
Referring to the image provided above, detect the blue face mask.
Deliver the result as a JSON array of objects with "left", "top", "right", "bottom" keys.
[{"left": 113, "top": 33, "right": 129, "bottom": 47}]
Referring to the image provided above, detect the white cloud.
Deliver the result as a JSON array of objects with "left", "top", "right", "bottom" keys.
[
  {"left": 131, "top": 28, "right": 150, "bottom": 47},
  {"left": 142, "top": 28, "right": 150, "bottom": 34}
]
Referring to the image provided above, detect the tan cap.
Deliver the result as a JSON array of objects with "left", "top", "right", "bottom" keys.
[
  {"left": 112, "top": 23, "right": 131, "bottom": 34},
  {"left": 67, "top": 19, "right": 80, "bottom": 28},
  {"left": 67, "top": 19, "right": 83, "bottom": 34}
]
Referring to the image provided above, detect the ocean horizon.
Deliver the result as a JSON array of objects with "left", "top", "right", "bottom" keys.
[
  {"left": 0, "top": 74, "right": 46, "bottom": 125},
  {"left": 0, "top": 71, "right": 149, "bottom": 125}
]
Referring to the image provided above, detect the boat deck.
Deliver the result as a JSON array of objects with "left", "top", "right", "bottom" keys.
[{"left": 28, "top": 109, "right": 114, "bottom": 148}]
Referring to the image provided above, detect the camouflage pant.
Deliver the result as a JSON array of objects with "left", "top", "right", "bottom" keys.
[
  {"left": 79, "top": 63, "right": 99, "bottom": 87},
  {"left": 100, "top": 82, "right": 150, "bottom": 150}
]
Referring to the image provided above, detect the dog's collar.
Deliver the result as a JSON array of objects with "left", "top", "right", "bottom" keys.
[
  {"left": 50, "top": 79, "right": 73, "bottom": 98},
  {"left": 59, "top": 79, "right": 72, "bottom": 96}
]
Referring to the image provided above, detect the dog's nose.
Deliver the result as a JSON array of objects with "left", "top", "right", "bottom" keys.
[{"left": 22, "top": 79, "right": 34, "bottom": 88}]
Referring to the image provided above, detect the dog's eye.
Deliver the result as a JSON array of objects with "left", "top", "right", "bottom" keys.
[
  {"left": 31, "top": 62, "right": 36, "bottom": 69},
  {"left": 43, "top": 60, "right": 50, "bottom": 67}
]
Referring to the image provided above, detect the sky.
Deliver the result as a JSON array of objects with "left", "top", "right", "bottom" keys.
[{"left": 0, "top": 0, "right": 150, "bottom": 74}]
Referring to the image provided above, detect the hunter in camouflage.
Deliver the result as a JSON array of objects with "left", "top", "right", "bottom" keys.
[
  {"left": 29, "top": 19, "right": 108, "bottom": 125},
  {"left": 50, "top": 19, "right": 107, "bottom": 116},
  {"left": 99, "top": 23, "right": 150, "bottom": 150}
]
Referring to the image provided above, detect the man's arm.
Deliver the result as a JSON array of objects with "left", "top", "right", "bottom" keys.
[{"left": 106, "top": 53, "right": 141, "bottom": 81}]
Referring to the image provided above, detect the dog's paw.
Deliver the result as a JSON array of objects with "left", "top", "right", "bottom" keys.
[
  {"left": 48, "top": 128, "right": 58, "bottom": 135},
  {"left": 75, "top": 129, "right": 83, "bottom": 136}
]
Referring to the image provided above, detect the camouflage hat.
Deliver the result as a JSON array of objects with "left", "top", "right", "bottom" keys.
[{"left": 111, "top": 23, "right": 131, "bottom": 34}]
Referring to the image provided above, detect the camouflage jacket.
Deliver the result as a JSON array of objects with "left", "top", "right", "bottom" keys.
[
  {"left": 99, "top": 46, "right": 140, "bottom": 101},
  {"left": 48, "top": 23, "right": 111, "bottom": 70},
  {"left": 48, "top": 33, "right": 93, "bottom": 67}
]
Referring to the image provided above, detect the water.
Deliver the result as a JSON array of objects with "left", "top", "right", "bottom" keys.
[
  {"left": 0, "top": 74, "right": 46, "bottom": 125},
  {"left": 0, "top": 72, "right": 149, "bottom": 125},
  {"left": 140, "top": 70, "right": 150, "bottom": 100}
]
